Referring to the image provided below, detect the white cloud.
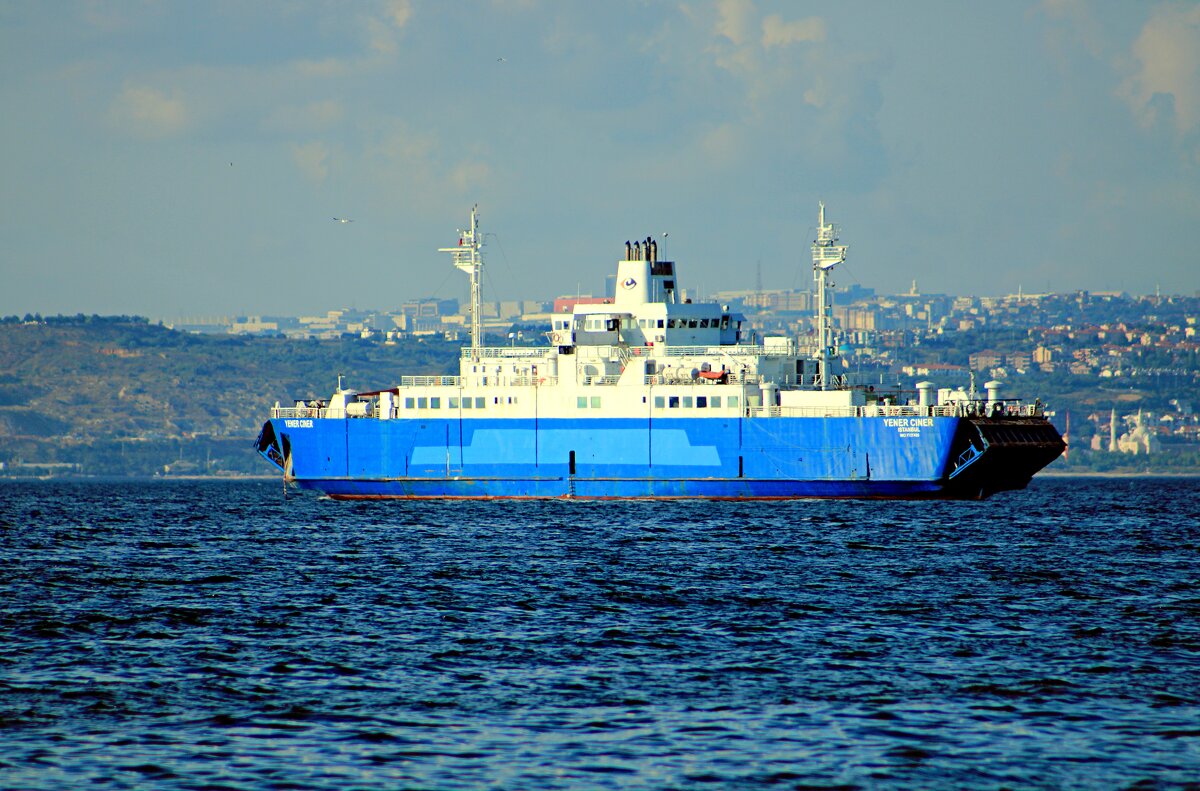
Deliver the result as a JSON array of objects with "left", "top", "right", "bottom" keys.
[
  {"left": 264, "top": 100, "right": 344, "bottom": 133},
  {"left": 365, "top": 124, "right": 439, "bottom": 197},
  {"left": 367, "top": 17, "right": 400, "bottom": 56},
  {"left": 699, "top": 123, "right": 742, "bottom": 166},
  {"left": 1038, "top": 0, "right": 1106, "bottom": 59},
  {"left": 451, "top": 160, "right": 492, "bottom": 191},
  {"left": 292, "top": 141, "right": 331, "bottom": 183},
  {"left": 761, "top": 14, "right": 825, "bottom": 48},
  {"left": 1118, "top": 3, "right": 1200, "bottom": 132},
  {"left": 383, "top": 0, "right": 414, "bottom": 29},
  {"left": 107, "top": 85, "right": 189, "bottom": 138},
  {"left": 803, "top": 83, "right": 826, "bottom": 108},
  {"left": 715, "top": 0, "right": 753, "bottom": 46},
  {"left": 368, "top": 0, "right": 414, "bottom": 55},
  {"left": 291, "top": 57, "right": 357, "bottom": 78},
  {"left": 490, "top": 0, "right": 537, "bottom": 10}
]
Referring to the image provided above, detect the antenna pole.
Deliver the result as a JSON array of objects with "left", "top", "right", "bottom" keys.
[
  {"left": 440, "top": 205, "right": 484, "bottom": 355},
  {"left": 811, "top": 202, "right": 848, "bottom": 391}
]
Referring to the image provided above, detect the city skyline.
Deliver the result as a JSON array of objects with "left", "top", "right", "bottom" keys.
[{"left": 2, "top": 1, "right": 1198, "bottom": 317}]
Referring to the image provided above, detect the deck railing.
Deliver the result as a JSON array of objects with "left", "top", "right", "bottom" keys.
[
  {"left": 744, "top": 402, "right": 1045, "bottom": 420},
  {"left": 461, "top": 347, "right": 554, "bottom": 360},
  {"left": 662, "top": 343, "right": 797, "bottom": 358},
  {"left": 270, "top": 407, "right": 323, "bottom": 419},
  {"left": 400, "top": 375, "right": 461, "bottom": 387}
]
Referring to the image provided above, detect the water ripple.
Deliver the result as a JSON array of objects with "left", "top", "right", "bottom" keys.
[{"left": 1, "top": 477, "right": 1199, "bottom": 788}]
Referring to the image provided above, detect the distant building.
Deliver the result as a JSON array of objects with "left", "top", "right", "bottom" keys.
[
  {"left": 230, "top": 316, "right": 278, "bottom": 335},
  {"left": 1116, "top": 409, "right": 1161, "bottom": 455},
  {"left": 969, "top": 351, "right": 1004, "bottom": 371},
  {"left": 1007, "top": 352, "right": 1032, "bottom": 371},
  {"left": 553, "top": 296, "right": 613, "bottom": 313},
  {"left": 901, "top": 362, "right": 967, "bottom": 378},
  {"left": 169, "top": 316, "right": 233, "bottom": 334}
]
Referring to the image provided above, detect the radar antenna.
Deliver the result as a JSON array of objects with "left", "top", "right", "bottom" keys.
[
  {"left": 440, "top": 205, "right": 484, "bottom": 356},
  {"left": 812, "top": 202, "right": 848, "bottom": 390}
]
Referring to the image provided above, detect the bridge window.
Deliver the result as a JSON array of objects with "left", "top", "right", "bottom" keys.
[
  {"left": 669, "top": 396, "right": 680, "bottom": 408},
  {"left": 449, "top": 397, "right": 459, "bottom": 408},
  {"left": 475, "top": 397, "right": 485, "bottom": 409},
  {"left": 697, "top": 396, "right": 707, "bottom": 408},
  {"left": 405, "top": 397, "right": 415, "bottom": 409},
  {"left": 591, "top": 396, "right": 601, "bottom": 408},
  {"left": 683, "top": 396, "right": 693, "bottom": 408},
  {"left": 430, "top": 397, "right": 441, "bottom": 409},
  {"left": 711, "top": 396, "right": 721, "bottom": 408},
  {"left": 654, "top": 396, "right": 665, "bottom": 409},
  {"left": 417, "top": 397, "right": 428, "bottom": 409},
  {"left": 577, "top": 396, "right": 587, "bottom": 408},
  {"left": 728, "top": 396, "right": 739, "bottom": 407}
]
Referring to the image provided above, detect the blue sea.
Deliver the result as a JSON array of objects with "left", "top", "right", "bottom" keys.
[{"left": 2, "top": 477, "right": 1199, "bottom": 790}]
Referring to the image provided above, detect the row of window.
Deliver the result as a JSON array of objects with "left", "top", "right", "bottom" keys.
[
  {"left": 400, "top": 394, "right": 741, "bottom": 411},
  {"left": 654, "top": 395, "right": 740, "bottom": 409},
  {"left": 552, "top": 316, "right": 735, "bottom": 332},
  {"left": 664, "top": 317, "right": 730, "bottom": 330},
  {"left": 403, "top": 396, "right": 517, "bottom": 410}
]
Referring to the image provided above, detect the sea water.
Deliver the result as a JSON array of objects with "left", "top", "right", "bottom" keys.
[{"left": 1, "top": 477, "right": 1198, "bottom": 789}]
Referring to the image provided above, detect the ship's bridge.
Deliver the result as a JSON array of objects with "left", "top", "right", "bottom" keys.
[{"left": 549, "top": 238, "right": 748, "bottom": 349}]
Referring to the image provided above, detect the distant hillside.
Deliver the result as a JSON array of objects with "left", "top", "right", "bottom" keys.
[
  {"left": 0, "top": 317, "right": 462, "bottom": 475},
  {"left": 2, "top": 316, "right": 1196, "bottom": 477}
]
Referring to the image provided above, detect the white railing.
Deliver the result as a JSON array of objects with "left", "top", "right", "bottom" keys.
[
  {"left": 581, "top": 375, "right": 622, "bottom": 386},
  {"left": 461, "top": 347, "right": 554, "bottom": 360},
  {"left": 512, "top": 376, "right": 559, "bottom": 387},
  {"left": 273, "top": 399, "right": 1045, "bottom": 421},
  {"left": 271, "top": 406, "right": 324, "bottom": 419},
  {"left": 662, "top": 343, "right": 795, "bottom": 358},
  {"left": 643, "top": 371, "right": 751, "bottom": 385},
  {"left": 400, "top": 375, "right": 461, "bottom": 387},
  {"left": 743, "top": 402, "right": 1045, "bottom": 420}
]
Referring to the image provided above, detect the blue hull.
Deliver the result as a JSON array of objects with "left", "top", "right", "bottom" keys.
[{"left": 254, "top": 413, "right": 1049, "bottom": 499}]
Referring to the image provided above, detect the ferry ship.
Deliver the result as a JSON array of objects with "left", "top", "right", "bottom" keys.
[{"left": 255, "top": 205, "right": 1064, "bottom": 499}]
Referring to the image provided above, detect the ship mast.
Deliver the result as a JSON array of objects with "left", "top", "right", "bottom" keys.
[
  {"left": 811, "top": 202, "right": 847, "bottom": 390},
  {"left": 440, "top": 205, "right": 484, "bottom": 355}
]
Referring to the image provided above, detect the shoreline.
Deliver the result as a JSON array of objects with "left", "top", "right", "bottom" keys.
[{"left": 1038, "top": 470, "right": 1200, "bottom": 478}]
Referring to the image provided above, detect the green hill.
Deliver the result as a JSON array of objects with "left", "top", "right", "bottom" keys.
[{"left": 0, "top": 317, "right": 461, "bottom": 476}]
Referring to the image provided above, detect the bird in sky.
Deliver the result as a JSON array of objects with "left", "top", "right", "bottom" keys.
[
  {"left": 333, "top": 217, "right": 354, "bottom": 223},
  {"left": 497, "top": 57, "right": 506, "bottom": 62}
]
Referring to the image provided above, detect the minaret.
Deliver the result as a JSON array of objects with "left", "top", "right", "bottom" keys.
[
  {"left": 1064, "top": 410, "right": 1070, "bottom": 462},
  {"left": 1108, "top": 408, "right": 1118, "bottom": 453}
]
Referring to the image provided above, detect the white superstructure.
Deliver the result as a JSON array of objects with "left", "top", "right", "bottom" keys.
[{"left": 272, "top": 205, "right": 1044, "bottom": 425}]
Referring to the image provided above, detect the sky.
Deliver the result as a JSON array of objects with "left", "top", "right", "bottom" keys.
[{"left": 2, "top": 1, "right": 1198, "bottom": 319}]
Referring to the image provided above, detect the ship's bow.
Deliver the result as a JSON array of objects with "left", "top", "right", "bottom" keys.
[{"left": 944, "top": 416, "right": 1065, "bottom": 499}]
